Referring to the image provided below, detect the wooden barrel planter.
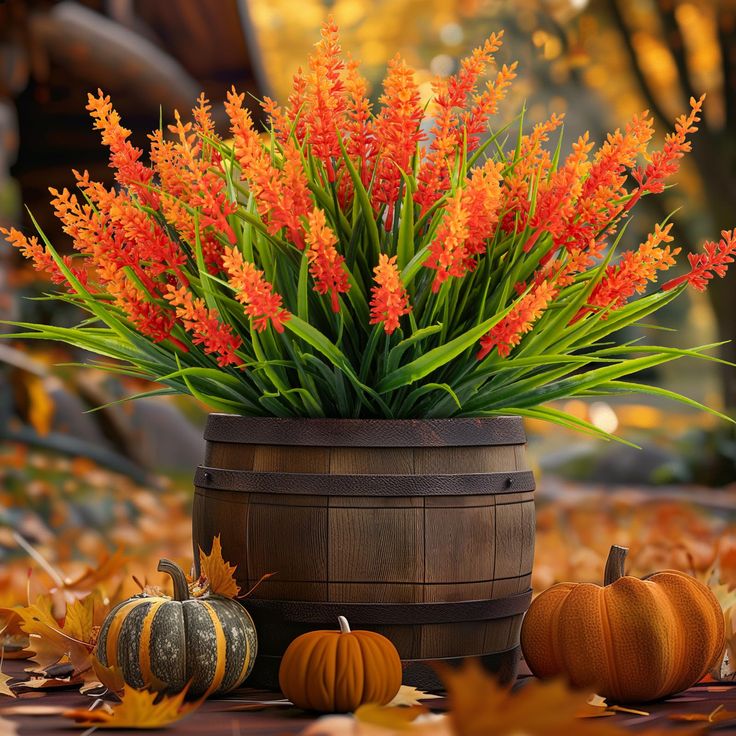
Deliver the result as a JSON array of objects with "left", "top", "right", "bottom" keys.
[{"left": 192, "top": 415, "right": 535, "bottom": 690}]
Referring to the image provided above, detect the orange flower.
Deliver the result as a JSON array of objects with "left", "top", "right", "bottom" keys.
[
  {"left": 303, "top": 17, "right": 347, "bottom": 182},
  {"left": 578, "top": 223, "right": 680, "bottom": 319},
  {"left": 151, "top": 108, "right": 237, "bottom": 245},
  {"left": 86, "top": 90, "right": 158, "bottom": 209},
  {"left": 344, "top": 57, "right": 375, "bottom": 187},
  {"left": 225, "top": 88, "right": 311, "bottom": 248},
  {"left": 477, "top": 280, "right": 558, "bottom": 360},
  {"left": 663, "top": 229, "right": 736, "bottom": 292},
  {"left": 0, "top": 227, "right": 80, "bottom": 286},
  {"left": 426, "top": 158, "right": 503, "bottom": 290},
  {"left": 426, "top": 190, "right": 469, "bottom": 292},
  {"left": 632, "top": 95, "right": 705, "bottom": 200},
  {"left": 370, "top": 254, "right": 411, "bottom": 334},
  {"left": 304, "top": 207, "right": 350, "bottom": 311},
  {"left": 499, "top": 113, "right": 565, "bottom": 236},
  {"left": 462, "top": 62, "right": 517, "bottom": 150},
  {"left": 165, "top": 285, "right": 243, "bottom": 367},
  {"left": 415, "top": 33, "right": 507, "bottom": 214},
  {"left": 221, "top": 246, "right": 290, "bottom": 332},
  {"left": 371, "top": 54, "right": 425, "bottom": 230}
]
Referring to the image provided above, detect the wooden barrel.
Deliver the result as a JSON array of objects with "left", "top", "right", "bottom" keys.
[{"left": 192, "top": 415, "right": 534, "bottom": 690}]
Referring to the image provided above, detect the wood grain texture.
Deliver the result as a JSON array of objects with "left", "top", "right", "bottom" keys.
[{"left": 193, "top": 416, "right": 535, "bottom": 689}]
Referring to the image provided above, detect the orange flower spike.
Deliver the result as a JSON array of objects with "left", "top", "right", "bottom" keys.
[
  {"left": 86, "top": 90, "right": 158, "bottom": 208},
  {"left": 225, "top": 87, "right": 311, "bottom": 248},
  {"left": 524, "top": 132, "right": 594, "bottom": 254},
  {"left": 632, "top": 95, "right": 705, "bottom": 200},
  {"left": 304, "top": 207, "right": 350, "bottom": 311},
  {"left": 304, "top": 17, "right": 347, "bottom": 182},
  {"left": 462, "top": 62, "right": 518, "bottom": 150},
  {"left": 477, "top": 280, "right": 558, "bottom": 360},
  {"left": 415, "top": 33, "right": 507, "bottom": 213},
  {"left": 165, "top": 285, "right": 243, "bottom": 367},
  {"left": 449, "top": 32, "right": 504, "bottom": 104},
  {"left": 499, "top": 113, "right": 565, "bottom": 235},
  {"left": 192, "top": 93, "right": 217, "bottom": 141},
  {"left": 663, "top": 229, "right": 736, "bottom": 292},
  {"left": 1, "top": 227, "right": 64, "bottom": 283},
  {"left": 344, "top": 56, "right": 375, "bottom": 187},
  {"left": 579, "top": 223, "right": 680, "bottom": 319},
  {"left": 426, "top": 190, "right": 471, "bottom": 292},
  {"left": 464, "top": 158, "right": 504, "bottom": 256},
  {"left": 370, "top": 254, "right": 411, "bottom": 334},
  {"left": 372, "top": 54, "right": 425, "bottom": 230},
  {"left": 222, "top": 246, "right": 290, "bottom": 332}
]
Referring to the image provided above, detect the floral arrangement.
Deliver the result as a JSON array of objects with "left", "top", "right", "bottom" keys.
[{"left": 2, "top": 20, "right": 735, "bottom": 434}]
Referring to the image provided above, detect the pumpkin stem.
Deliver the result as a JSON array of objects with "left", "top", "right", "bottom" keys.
[
  {"left": 157, "top": 558, "right": 190, "bottom": 601},
  {"left": 604, "top": 545, "right": 629, "bottom": 585},
  {"left": 338, "top": 616, "right": 351, "bottom": 634}
]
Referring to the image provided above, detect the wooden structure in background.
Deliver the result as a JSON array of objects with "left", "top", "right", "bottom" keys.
[{"left": 0, "top": 0, "right": 267, "bottom": 238}]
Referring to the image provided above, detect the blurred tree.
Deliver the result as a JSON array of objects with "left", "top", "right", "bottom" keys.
[{"left": 573, "top": 0, "right": 736, "bottom": 408}]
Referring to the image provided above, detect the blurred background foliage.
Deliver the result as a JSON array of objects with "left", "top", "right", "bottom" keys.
[{"left": 0, "top": 0, "right": 735, "bottom": 594}]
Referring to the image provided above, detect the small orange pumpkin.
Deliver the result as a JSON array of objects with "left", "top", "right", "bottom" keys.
[
  {"left": 521, "top": 545, "right": 725, "bottom": 703},
  {"left": 279, "top": 616, "right": 402, "bottom": 712}
]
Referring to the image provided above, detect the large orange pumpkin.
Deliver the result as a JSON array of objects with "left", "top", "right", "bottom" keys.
[
  {"left": 278, "top": 616, "right": 402, "bottom": 712},
  {"left": 521, "top": 545, "right": 724, "bottom": 703}
]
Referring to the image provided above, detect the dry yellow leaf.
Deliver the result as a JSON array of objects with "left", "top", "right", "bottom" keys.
[
  {"left": 355, "top": 703, "right": 429, "bottom": 729},
  {"left": 198, "top": 535, "right": 240, "bottom": 598},
  {"left": 61, "top": 595, "right": 95, "bottom": 643},
  {"left": 437, "top": 662, "right": 673, "bottom": 736},
  {"left": 388, "top": 685, "right": 442, "bottom": 707},
  {"left": 63, "top": 684, "right": 200, "bottom": 728},
  {"left": 10, "top": 601, "right": 93, "bottom": 675},
  {"left": 0, "top": 652, "right": 16, "bottom": 699},
  {"left": 92, "top": 657, "right": 126, "bottom": 694}
]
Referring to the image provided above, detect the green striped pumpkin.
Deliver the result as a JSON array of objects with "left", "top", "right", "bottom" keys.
[{"left": 96, "top": 559, "right": 257, "bottom": 698}]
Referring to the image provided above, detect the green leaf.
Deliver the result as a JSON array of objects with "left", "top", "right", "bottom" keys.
[{"left": 377, "top": 302, "right": 515, "bottom": 393}]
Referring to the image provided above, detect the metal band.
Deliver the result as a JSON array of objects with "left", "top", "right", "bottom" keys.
[
  {"left": 243, "top": 590, "right": 532, "bottom": 626},
  {"left": 195, "top": 466, "right": 535, "bottom": 496},
  {"left": 204, "top": 414, "right": 526, "bottom": 447}
]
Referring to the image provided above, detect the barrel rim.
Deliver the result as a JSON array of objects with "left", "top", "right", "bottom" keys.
[{"left": 204, "top": 414, "right": 526, "bottom": 447}]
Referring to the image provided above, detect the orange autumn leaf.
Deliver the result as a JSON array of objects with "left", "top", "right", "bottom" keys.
[
  {"left": 6, "top": 597, "right": 94, "bottom": 675},
  {"left": 61, "top": 594, "right": 96, "bottom": 643},
  {"left": 198, "top": 535, "right": 240, "bottom": 598},
  {"left": 61, "top": 549, "right": 128, "bottom": 595},
  {"left": 63, "top": 684, "right": 199, "bottom": 728},
  {"left": 437, "top": 660, "right": 675, "bottom": 736}
]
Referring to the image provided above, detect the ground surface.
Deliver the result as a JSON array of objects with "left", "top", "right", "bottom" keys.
[{"left": 3, "top": 660, "right": 736, "bottom": 735}]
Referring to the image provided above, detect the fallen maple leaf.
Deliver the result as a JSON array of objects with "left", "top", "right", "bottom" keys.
[
  {"left": 6, "top": 599, "right": 94, "bottom": 676},
  {"left": 355, "top": 704, "right": 430, "bottom": 729},
  {"left": 91, "top": 657, "right": 126, "bottom": 694},
  {"left": 437, "top": 662, "right": 680, "bottom": 736},
  {"left": 63, "top": 684, "right": 200, "bottom": 728},
  {"left": 197, "top": 535, "right": 239, "bottom": 598},
  {"left": 61, "top": 594, "right": 96, "bottom": 643},
  {"left": 0, "top": 652, "right": 16, "bottom": 699},
  {"left": 388, "top": 686, "right": 442, "bottom": 708}
]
